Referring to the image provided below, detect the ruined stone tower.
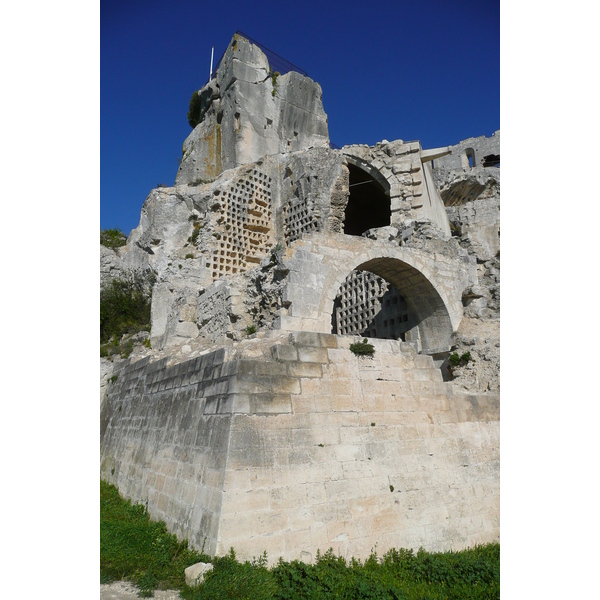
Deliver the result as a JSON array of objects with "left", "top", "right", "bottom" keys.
[{"left": 101, "top": 33, "right": 500, "bottom": 564}]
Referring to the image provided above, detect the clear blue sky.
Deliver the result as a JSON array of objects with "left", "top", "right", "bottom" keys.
[{"left": 101, "top": 0, "right": 499, "bottom": 234}]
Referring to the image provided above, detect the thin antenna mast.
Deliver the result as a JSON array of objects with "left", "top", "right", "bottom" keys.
[{"left": 209, "top": 46, "right": 214, "bottom": 80}]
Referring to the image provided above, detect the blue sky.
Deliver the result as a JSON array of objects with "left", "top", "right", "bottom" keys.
[{"left": 101, "top": 0, "right": 499, "bottom": 234}]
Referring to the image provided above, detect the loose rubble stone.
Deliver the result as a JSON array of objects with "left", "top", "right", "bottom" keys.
[{"left": 184, "top": 562, "right": 214, "bottom": 587}]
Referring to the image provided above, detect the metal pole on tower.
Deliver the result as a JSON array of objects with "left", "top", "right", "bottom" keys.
[{"left": 210, "top": 46, "right": 214, "bottom": 80}]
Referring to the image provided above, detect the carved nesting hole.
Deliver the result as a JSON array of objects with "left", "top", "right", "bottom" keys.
[
  {"left": 210, "top": 168, "right": 273, "bottom": 279},
  {"left": 283, "top": 198, "right": 321, "bottom": 244}
]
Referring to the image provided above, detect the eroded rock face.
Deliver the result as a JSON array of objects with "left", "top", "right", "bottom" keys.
[
  {"left": 175, "top": 34, "right": 330, "bottom": 186},
  {"left": 449, "top": 318, "right": 500, "bottom": 394},
  {"left": 433, "top": 166, "right": 500, "bottom": 207}
]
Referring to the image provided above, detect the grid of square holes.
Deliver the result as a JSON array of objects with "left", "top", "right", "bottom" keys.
[
  {"left": 333, "top": 270, "right": 410, "bottom": 339},
  {"left": 335, "top": 271, "right": 387, "bottom": 336},
  {"left": 283, "top": 199, "right": 321, "bottom": 244},
  {"left": 210, "top": 169, "right": 273, "bottom": 279}
]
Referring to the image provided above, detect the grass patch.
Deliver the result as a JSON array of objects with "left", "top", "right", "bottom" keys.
[
  {"left": 101, "top": 480, "right": 204, "bottom": 596},
  {"left": 101, "top": 480, "right": 499, "bottom": 599}
]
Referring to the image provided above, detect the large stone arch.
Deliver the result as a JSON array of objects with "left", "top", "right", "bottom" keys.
[
  {"left": 342, "top": 158, "right": 391, "bottom": 236},
  {"left": 342, "top": 153, "right": 408, "bottom": 218},
  {"left": 342, "top": 149, "right": 451, "bottom": 237},
  {"left": 279, "top": 233, "right": 466, "bottom": 354},
  {"left": 343, "top": 155, "right": 392, "bottom": 195}
]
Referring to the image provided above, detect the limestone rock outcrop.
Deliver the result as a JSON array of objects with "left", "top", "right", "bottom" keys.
[{"left": 176, "top": 34, "right": 330, "bottom": 186}]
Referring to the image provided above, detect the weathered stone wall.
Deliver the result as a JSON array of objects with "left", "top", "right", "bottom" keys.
[
  {"left": 278, "top": 231, "right": 476, "bottom": 354},
  {"left": 101, "top": 33, "right": 500, "bottom": 565},
  {"left": 101, "top": 349, "right": 233, "bottom": 553},
  {"left": 432, "top": 131, "right": 500, "bottom": 171},
  {"left": 100, "top": 332, "right": 499, "bottom": 564},
  {"left": 342, "top": 142, "right": 451, "bottom": 236},
  {"left": 426, "top": 132, "right": 500, "bottom": 392}
]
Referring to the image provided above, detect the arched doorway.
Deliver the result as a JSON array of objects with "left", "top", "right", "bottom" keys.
[
  {"left": 279, "top": 233, "right": 462, "bottom": 355},
  {"left": 343, "top": 164, "right": 390, "bottom": 236}
]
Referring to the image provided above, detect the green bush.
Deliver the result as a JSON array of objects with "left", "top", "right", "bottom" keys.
[
  {"left": 191, "top": 226, "right": 202, "bottom": 244},
  {"left": 350, "top": 339, "right": 375, "bottom": 357},
  {"left": 187, "top": 91, "right": 201, "bottom": 128},
  {"left": 182, "top": 549, "right": 277, "bottom": 600},
  {"left": 101, "top": 228, "right": 127, "bottom": 249},
  {"left": 449, "top": 352, "right": 472, "bottom": 368},
  {"left": 187, "top": 89, "right": 213, "bottom": 129},
  {"left": 100, "top": 272, "right": 155, "bottom": 345},
  {"left": 270, "top": 70, "right": 280, "bottom": 97}
]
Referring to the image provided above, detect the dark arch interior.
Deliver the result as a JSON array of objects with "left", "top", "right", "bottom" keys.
[
  {"left": 329, "top": 257, "right": 454, "bottom": 354},
  {"left": 331, "top": 270, "right": 413, "bottom": 342},
  {"left": 343, "top": 164, "right": 390, "bottom": 236}
]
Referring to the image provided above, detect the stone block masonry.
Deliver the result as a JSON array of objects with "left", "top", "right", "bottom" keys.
[{"left": 101, "top": 332, "right": 499, "bottom": 564}]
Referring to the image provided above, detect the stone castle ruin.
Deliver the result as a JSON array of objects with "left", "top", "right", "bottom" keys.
[{"left": 101, "top": 33, "right": 500, "bottom": 564}]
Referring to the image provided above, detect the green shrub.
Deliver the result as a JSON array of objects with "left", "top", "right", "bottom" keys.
[
  {"left": 244, "top": 325, "right": 257, "bottom": 336},
  {"left": 187, "top": 91, "right": 201, "bottom": 128},
  {"left": 449, "top": 352, "right": 472, "bottom": 368},
  {"left": 270, "top": 70, "right": 280, "bottom": 97},
  {"left": 101, "top": 228, "right": 127, "bottom": 249},
  {"left": 187, "top": 89, "right": 213, "bottom": 129},
  {"left": 350, "top": 338, "right": 375, "bottom": 357},
  {"left": 100, "top": 272, "right": 155, "bottom": 345},
  {"left": 119, "top": 339, "right": 134, "bottom": 359},
  {"left": 182, "top": 549, "right": 277, "bottom": 600}
]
